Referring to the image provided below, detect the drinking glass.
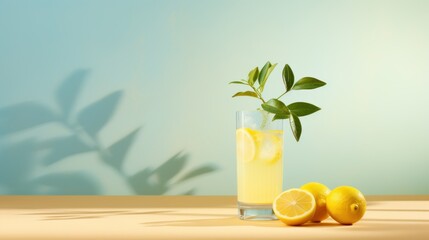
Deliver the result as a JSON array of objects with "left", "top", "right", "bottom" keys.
[{"left": 236, "top": 110, "right": 284, "bottom": 220}]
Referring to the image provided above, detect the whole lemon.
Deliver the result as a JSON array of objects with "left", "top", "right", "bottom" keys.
[
  {"left": 326, "top": 186, "right": 366, "bottom": 225},
  {"left": 300, "top": 182, "right": 330, "bottom": 222}
]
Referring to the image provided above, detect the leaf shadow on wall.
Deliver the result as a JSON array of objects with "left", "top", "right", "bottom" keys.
[{"left": 0, "top": 69, "right": 217, "bottom": 195}]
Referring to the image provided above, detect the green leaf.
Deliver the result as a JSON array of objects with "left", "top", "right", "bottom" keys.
[
  {"left": 292, "top": 77, "right": 326, "bottom": 90},
  {"left": 229, "top": 81, "right": 248, "bottom": 85},
  {"left": 282, "top": 64, "right": 294, "bottom": 92},
  {"left": 272, "top": 113, "right": 290, "bottom": 120},
  {"left": 232, "top": 91, "right": 258, "bottom": 98},
  {"left": 258, "top": 62, "right": 270, "bottom": 85},
  {"left": 258, "top": 62, "right": 277, "bottom": 92},
  {"left": 288, "top": 102, "right": 321, "bottom": 117},
  {"left": 289, "top": 113, "right": 302, "bottom": 142},
  {"left": 261, "top": 98, "right": 288, "bottom": 115},
  {"left": 248, "top": 67, "right": 259, "bottom": 86}
]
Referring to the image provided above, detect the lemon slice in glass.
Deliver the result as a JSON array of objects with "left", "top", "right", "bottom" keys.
[
  {"left": 236, "top": 128, "right": 256, "bottom": 163},
  {"left": 273, "top": 188, "right": 316, "bottom": 226}
]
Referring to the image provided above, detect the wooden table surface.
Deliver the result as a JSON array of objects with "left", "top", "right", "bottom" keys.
[{"left": 1, "top": 196, "right": 429, "bottom": 239}]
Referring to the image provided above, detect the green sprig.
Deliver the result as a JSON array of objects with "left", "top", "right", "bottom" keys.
[{"left": 230, "top": 61, "right": 326, "bottom": 141}]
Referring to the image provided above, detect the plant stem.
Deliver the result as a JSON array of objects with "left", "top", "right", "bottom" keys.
[
  {"left": 260, "top": 109, "right": 269, "bottom": 129},
  {"left": 250, "top": 85, "right": 266, "bottom": 103},
  {"left": 277, "top": 91, "right": 287, "bottom": 99}
]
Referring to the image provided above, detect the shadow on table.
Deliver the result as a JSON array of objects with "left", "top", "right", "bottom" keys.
[
  {"left": 29, "top": 209, "right": 346, "bottom": 228},
  {"left": 143, "top": 215, "right": 345, "bottom": 228},
  {"left": 363, "top": 218, "right": 429, "bottom": 223},
  {"left": 367, "top": 209, "right": 429, "bottom": 212},
  {"left": 24, "top": 210, "right": 174, "bottom": 221},
  {"left": 143, "top": 216, "right": 284, "bottom": 228},
  {"left": 143, "top": 210, "right": 429, "bottom": 228}
]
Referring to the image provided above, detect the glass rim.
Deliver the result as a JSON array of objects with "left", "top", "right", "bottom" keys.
[{"left": 236, "top": 110, "right": 272, "bottom": 114}]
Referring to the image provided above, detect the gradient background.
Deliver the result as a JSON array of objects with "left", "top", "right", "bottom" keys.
[{"left": 1, "top": 0, "right": 428, "bottom": 195}]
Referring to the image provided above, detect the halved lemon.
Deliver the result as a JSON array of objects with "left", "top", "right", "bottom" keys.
[
  {"left": 273, "top": 188, "right": 316, "bottom": 226},
  {"left": 236, "top": 128, "right": 256, "bottom": 163}
]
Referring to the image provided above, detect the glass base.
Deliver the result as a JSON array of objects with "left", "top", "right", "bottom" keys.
[{"left": 238, "top": 202, "right": 277, "bottom": 220}]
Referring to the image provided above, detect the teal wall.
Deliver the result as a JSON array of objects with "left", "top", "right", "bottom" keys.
[{"left": 1, "top": 0, "right": 428, "bottom": 195}]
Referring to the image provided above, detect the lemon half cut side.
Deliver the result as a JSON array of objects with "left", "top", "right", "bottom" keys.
[{"left": 273, "top": 188, "right": 316, "bottom": 226}]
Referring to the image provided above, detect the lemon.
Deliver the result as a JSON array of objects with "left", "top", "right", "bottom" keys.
[
  {"left": 273, "top": 188, "right": 316, "bottom": 226},
  {"left": 300, "top": 182, "right": 330, "bottom": 222},
  {"left": 236, "top": 128, "right": 256, "bottom": 163},
  {"left": 326, "top": 186, "right": 366, "bottom": 225}
]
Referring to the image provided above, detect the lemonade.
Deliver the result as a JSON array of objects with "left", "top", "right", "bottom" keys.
[
  {"left": 236, "top": 128, "right": 283, "bottom": 204},
  {"left": 236, "top": 111, "right": 284, "bottom": 220}
]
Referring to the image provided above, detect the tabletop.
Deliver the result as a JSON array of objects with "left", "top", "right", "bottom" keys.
[{"left": 1, "top": 196, "right": 429, "bottom": 239}]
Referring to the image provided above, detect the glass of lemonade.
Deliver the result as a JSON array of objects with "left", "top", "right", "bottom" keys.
[{"left": 236, "top": 110, "right": 283, "bottom": 220}]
